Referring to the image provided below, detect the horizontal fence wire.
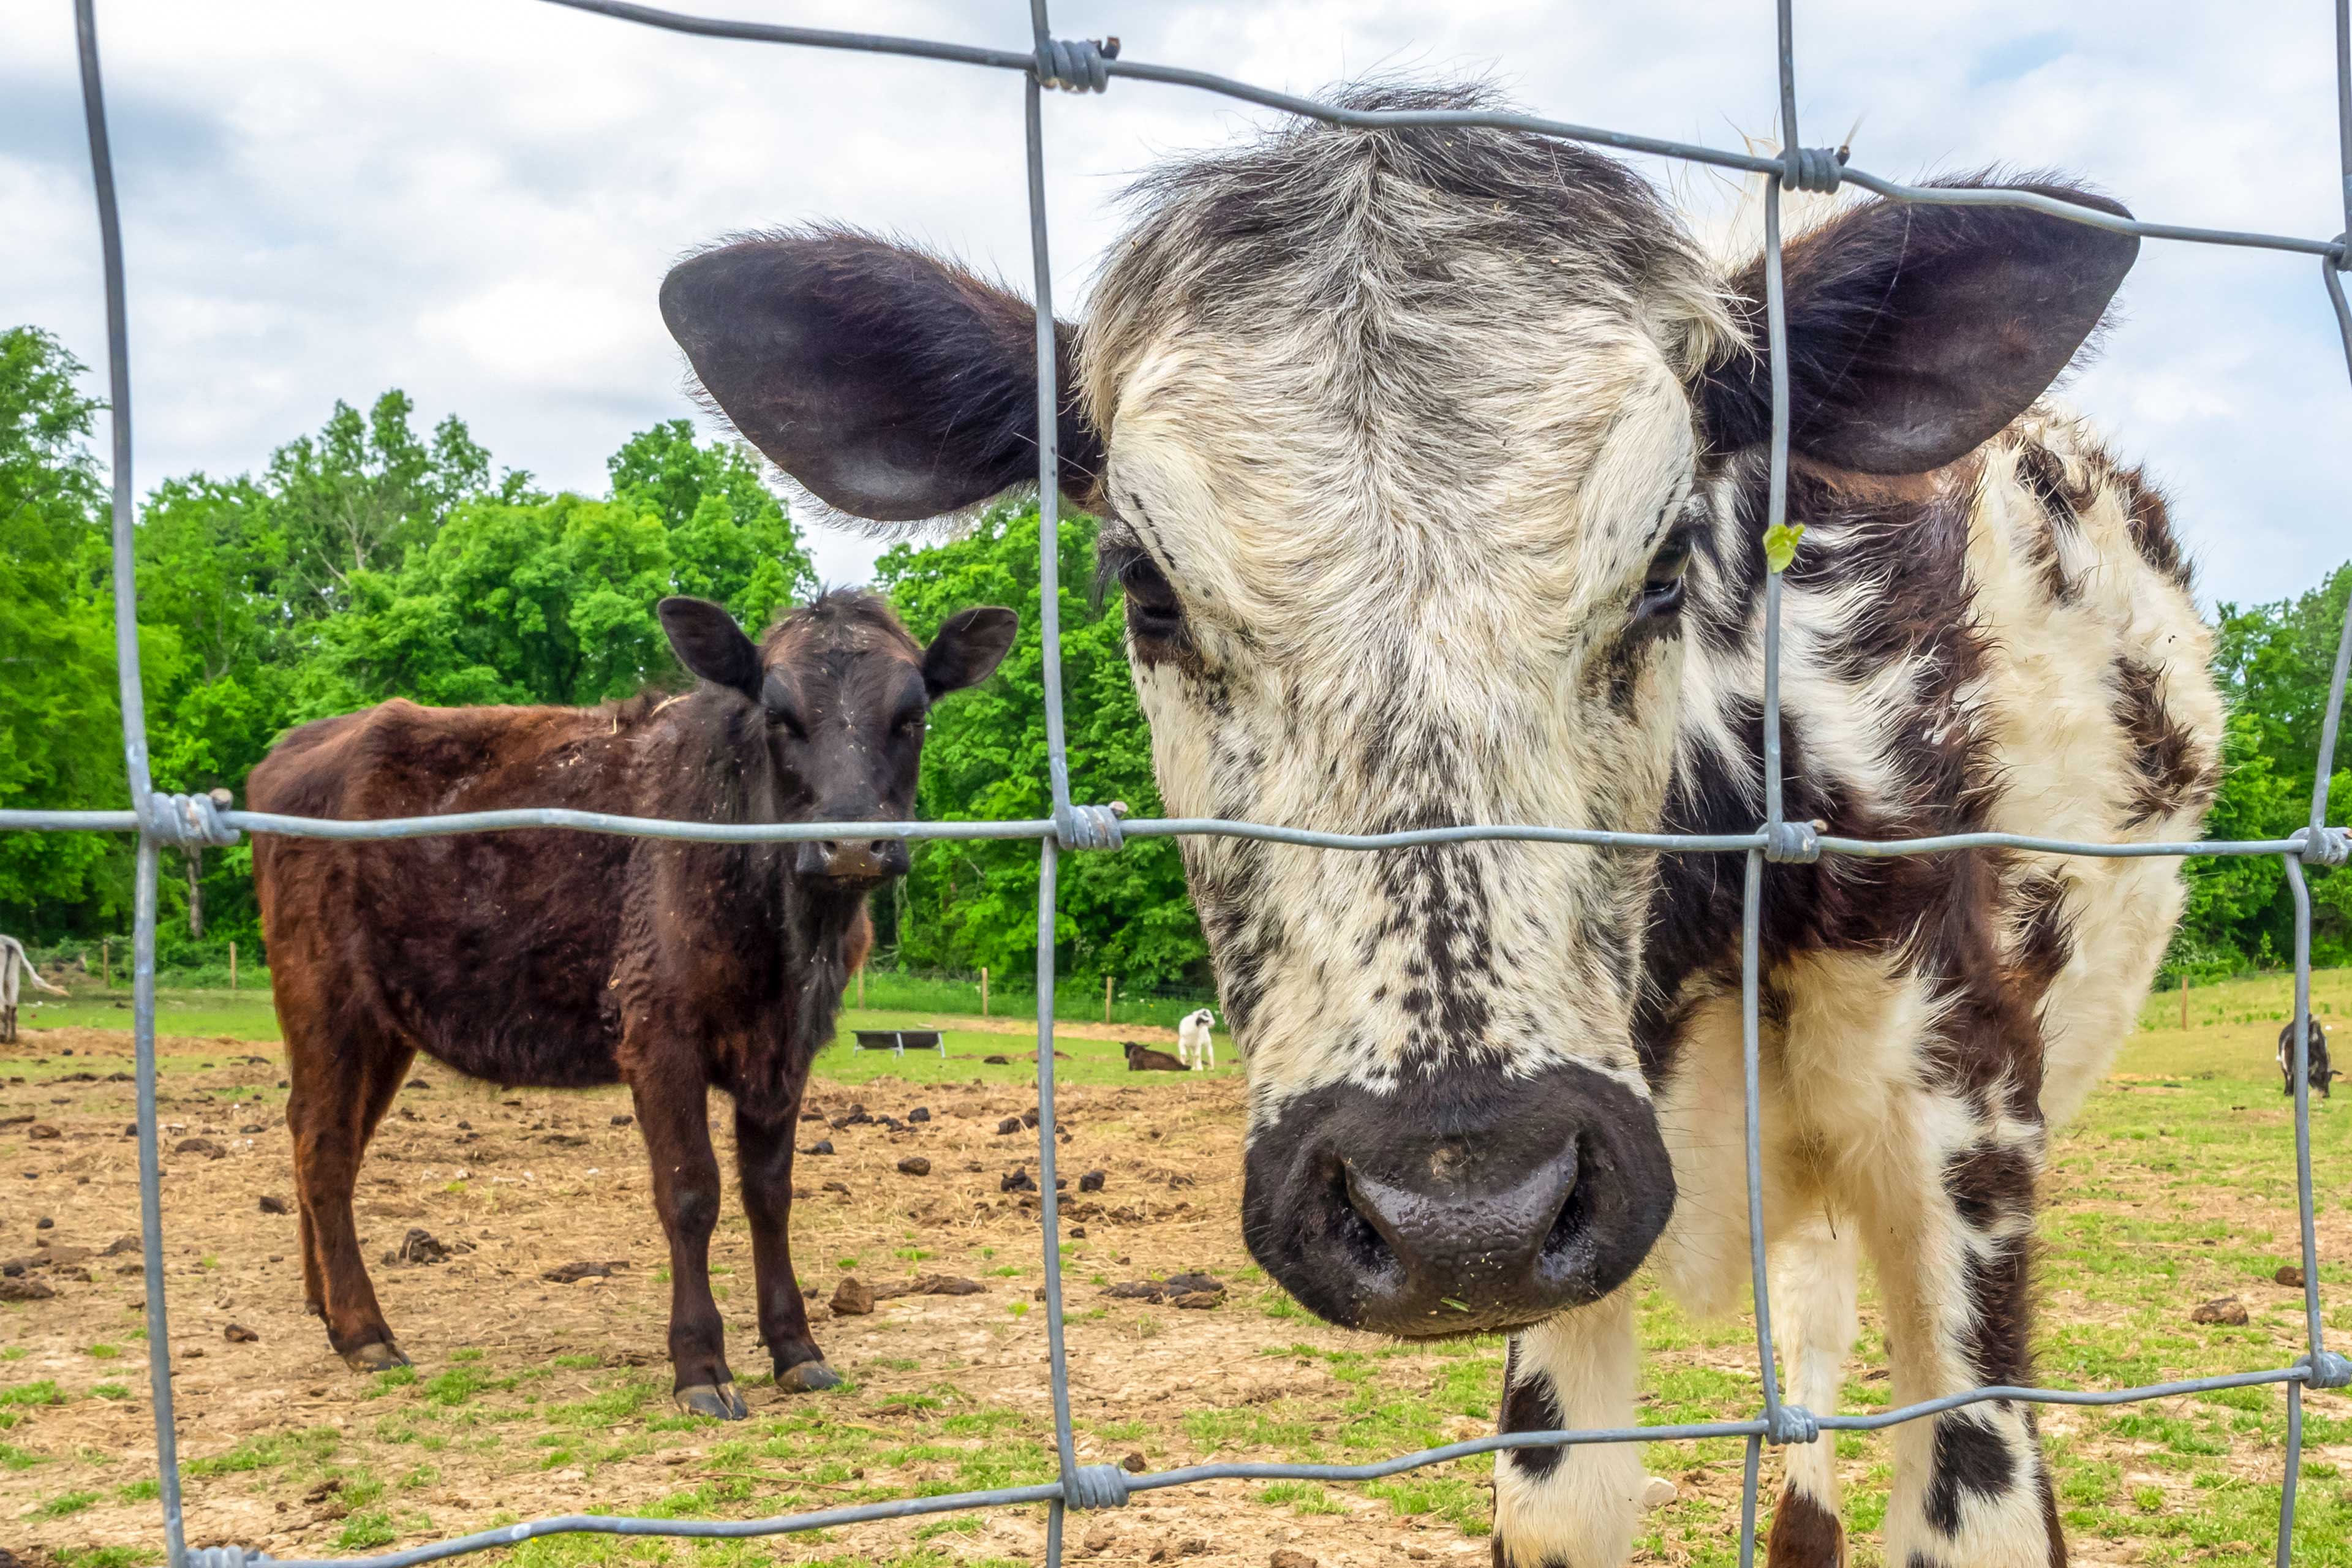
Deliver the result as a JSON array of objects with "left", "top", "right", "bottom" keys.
[{"left": 20, "top": 0, "right": 2351, "bottom": 1565}]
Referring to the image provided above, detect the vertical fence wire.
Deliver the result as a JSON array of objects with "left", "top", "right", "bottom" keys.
[
  {"left": 1023, "top": 7, "right": 1085, "bottom": 1559},
  {"left": 21, "top": 2, "right": 2352, "bottom": 1565},
  {"left": 72, "top": 4, "right": 189, "bottom": 1565}
]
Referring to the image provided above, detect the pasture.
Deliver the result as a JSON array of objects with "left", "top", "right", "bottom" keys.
[{"left": 2, "top": 971, "right": 2347, "bottom": 1568}]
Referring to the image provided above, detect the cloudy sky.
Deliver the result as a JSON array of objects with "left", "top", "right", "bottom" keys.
[{"left": 6, "top": 0, "right": 2349, "bottom": 606}]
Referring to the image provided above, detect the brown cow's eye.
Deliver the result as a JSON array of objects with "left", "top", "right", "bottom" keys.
[{"left": 761, "top": 671, "right": 808, "bottom": 738}]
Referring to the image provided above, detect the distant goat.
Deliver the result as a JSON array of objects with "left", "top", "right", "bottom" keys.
[
  {"left": 2279, "top": 1017, "right": 2335, "bottom": 1099},
  {"left": 0, "top": 936, "right": 69, "bottom": 1045},
  {"left": 1177, "top": 1008, "right": 1217, "bottom": 1071},
  {"left": 1123, "top": 1039, "right": 1186, "bottom": 1072}
]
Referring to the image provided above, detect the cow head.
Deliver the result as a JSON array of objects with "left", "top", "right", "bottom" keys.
[
  {"left": 658, "top": 590, "right": 1016, "bottom": 882},
  {"left": 659, "top": 87, "right": 2134, "bottom": 1335}
]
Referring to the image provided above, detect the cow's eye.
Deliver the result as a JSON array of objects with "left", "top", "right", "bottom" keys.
[
  {"left": 761, "top": 671, "right": 808, "bottom": 738},
  {"left": 1117, "top": 550, "right": 1185, "bottom": 642},
  {"left": 1634, "top": 533, "right": 1692, "bottom": 622}
]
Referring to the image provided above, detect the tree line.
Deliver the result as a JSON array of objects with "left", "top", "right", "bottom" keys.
[{"left": 0, "top": 322, "right": 2343, "bottom": 987}]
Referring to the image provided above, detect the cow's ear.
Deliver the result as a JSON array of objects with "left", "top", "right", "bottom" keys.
[
  {"left": 658, "top": 596, "right": 763, "bottom": 699},
  {"left": 1701, "top": 184, "right": 2139, "bottom": 474},
  {"left": 660, "top": 231, "right": 1103, "bottom": 522},
  {"left": 921, "top": 606, "right": 1020, "bottom": 698}
]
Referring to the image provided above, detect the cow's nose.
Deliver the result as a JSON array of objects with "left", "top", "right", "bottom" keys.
[
  {"left": 1240, "top": 1061, "right": 1673, "bottom": 1338},
  {"left": 796, "top": 839, "right": 908, "bottom": 881}
]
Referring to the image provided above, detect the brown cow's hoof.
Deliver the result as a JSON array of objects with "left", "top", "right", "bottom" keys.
[
  {"left": 676, "top": 1382, "right": 750, "bottom": 1420},
  {"left": 342, "top": 1341, "right": 411, "bottom": 1373},
  {"left": 778, "top": 1360, "right": 842, "bottom": 1393}
]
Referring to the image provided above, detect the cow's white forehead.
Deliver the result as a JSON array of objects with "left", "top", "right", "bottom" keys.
[{"left": 1072, "top": 89, "right": 1741, "bottom": 1113}]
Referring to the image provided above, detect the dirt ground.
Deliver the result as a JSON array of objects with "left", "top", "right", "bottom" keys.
[{"left": 3, "top": 1013, "right": 2348, "bottom": 1568}]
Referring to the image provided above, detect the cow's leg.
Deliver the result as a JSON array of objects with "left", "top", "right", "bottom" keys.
[
  {"left": 1491, "top": 1287, "right": 1642, "bottom": 1568},
  {"left": 734, "top": 1104, "right": 839, "bottom": 1393},
  {"left": 287, "top": 1028, "right": 415, "bottom": 1370},
  {"left": 1866, "top": 1103, "right": 2059, "bottom": 1568},
  {"left": 633, "top": 1073, "right": 742, "bottom": 1419},
  {"left": 1766, "top": 1212, "right": 1858, "bottom": 1567}
]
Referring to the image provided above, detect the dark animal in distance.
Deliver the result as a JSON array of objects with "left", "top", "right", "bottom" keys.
[
  {"left": 1123, "top": 1040, "right": 1186, "bottom": 1072},
  {"left": 2279, "top": 1017, "right": 2335, "bottom": 1099},
  {"left": 660, "top": 83, "right": 2227, "bottom": 1565},
  {"left": 250, "top": 590, "right": 1016, "bottom": 1418}
]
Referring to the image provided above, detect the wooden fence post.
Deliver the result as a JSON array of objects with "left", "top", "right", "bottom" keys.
[
  {"left": 980, "top": 967, "right": 989, "bottom": 1018},
  {"left": 1104, "top": 975, "right": 1114, "bottom": 1025},
  {"left": 228, "top": 940, "right": 237, "bottom": 992},
  {"left": 856, "top": 968, "right": 865, "bottom": 1010},
  {"left": 2179, "top": 973, "right": 2188, "bottom": 1030},
  {"left": 102, "top": 938, "right": 110, "bottom": 990}
]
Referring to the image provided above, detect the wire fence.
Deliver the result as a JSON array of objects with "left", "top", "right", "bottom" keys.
[{"left": 11, "top": 1, "right": 2352, "bottom": 1565}]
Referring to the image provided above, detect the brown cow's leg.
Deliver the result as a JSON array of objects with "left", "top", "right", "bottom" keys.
[
  {"left": 287, "top": 1028, "right": 415, "bottom": 1371},
  {"left": 735, "top": 1105, "right": 837, "bottom": 1393},
  {"left": 633, "top": 1073, "right": 743, "bottom": 1419}
]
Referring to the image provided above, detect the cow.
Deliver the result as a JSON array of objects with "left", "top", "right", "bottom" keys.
[
  {"left": 0, "top": 935, "right": 69, "bottom": 1043},
  {"left": 1123, "top": 1039, "right": 1186, "bottom": 1072},
  {"left": 249, "top": 590, "right": 1016, "bottom": 1418},
  {"left": 656, "top": 86, "right": 2225, "bottom": 1566},
  {"left": 1177, "top": 1007, "right": 1216, "bottom": 1071},
  {"left": 2279, "top": 1017, "right": 2335, "bottom": 1099}
]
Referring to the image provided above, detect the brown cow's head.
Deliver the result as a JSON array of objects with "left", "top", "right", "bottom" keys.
[
  {"left": 657, "top": 86, "right": 2134, "bottom": 1335},
  {"left": 658, "top": 590, "right": 1016, "bottom": 881}
]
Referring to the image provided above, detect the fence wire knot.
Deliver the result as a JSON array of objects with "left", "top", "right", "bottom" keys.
[
  {"left": 2306, "top": 1350, "right": 2352, "bottom": 1391},
  {"left": 1781, "top": 145, "right": 1845, "bottom": 194},
  {"left": 1055, "top": 800, "right": 1128, "bottom": 851},
  {"left": 1763, "top": 1402, "right": 1820, "bottom": 1446},
  {"left": 2293, "top": 824, "right": 2350, "bottom": 867},
  {"left": 1035, "top": 34, "right": 1117, "bottom": 93},
  {"left": 1063, "top": 1463, "right": 1134, "bottom": 1509},
  {"left": 186, "top": 1549, "right": 270, "bottom": 1568},
  {"left": 145, "top": 790, "right": 240, "bottom": 848},
  {"left": 1762, "top": 818, "right": 1821, "bottom": 864}
]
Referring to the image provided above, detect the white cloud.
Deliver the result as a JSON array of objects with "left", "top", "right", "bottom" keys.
[{"left": 4, "top": 0, "right": 2348, "bottom": 603}]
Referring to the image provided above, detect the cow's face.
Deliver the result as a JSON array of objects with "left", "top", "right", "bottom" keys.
[
  {"left": 660, "top": 88, "right": 2134, "bottom": 1335},
  {"left": 659, "top": 592, "right": 1016, "bottom": 883}
]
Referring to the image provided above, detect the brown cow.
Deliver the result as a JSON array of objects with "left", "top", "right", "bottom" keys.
[
  {"left": 250, "top": 590, "right": 1016, "bottom": 1417},
  {"left": 1123, "top": 1040, "right": 1185, "bottom": 1072}
]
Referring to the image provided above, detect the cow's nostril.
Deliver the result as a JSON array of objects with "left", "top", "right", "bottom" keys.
[
  {"left": 1332, "top": 1162, "right": 1394, "bottom": 1275},
  {"left": 818, "top": 840, "right": 840, "bottom": 859},
  {"left": 868, "top": 840, "right": 891, "bottom": 858}
]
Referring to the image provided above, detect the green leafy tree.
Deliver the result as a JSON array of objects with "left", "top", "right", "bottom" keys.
[
  {"left": 288, "top": 426, "right": 816, "bottom": 715},
  {"left": 2175, "top": 564, "right": 2352, "bottom": 974},
  {"left": 608, "top": 419, "right": 816, "bottom": 612},
  {"left": 875, "top": 501, "right": 1207, "bottom": 990},
  {"left": 266, "top": 391, "right": 532, "bottom": 617},
  {"left": 0, "top": 327, "right": 126, "bottom": 937}
]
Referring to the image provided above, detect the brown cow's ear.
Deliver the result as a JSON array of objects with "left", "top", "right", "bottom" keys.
[
  {"left": 658, "top": 596, "right": 762, "bottom": 699},
  {"left": 1700, "top": 183, "right": 2139, "bottom": 474},
  {"left": 921, "top": 606, "right": 1020, "bottom": 698},
  {"left": 660, "top": 230, "right": 1104, "bottom": 523}
]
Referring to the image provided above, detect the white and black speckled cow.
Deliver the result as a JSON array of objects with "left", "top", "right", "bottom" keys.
[{"left": 659, "top": 85, "right": 2220, "bottom": 1568}]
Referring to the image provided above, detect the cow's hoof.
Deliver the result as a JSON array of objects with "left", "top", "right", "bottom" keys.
[
  {"left": 778, "top": 1360, "right": 843, "bottom": 1393},
  {"left": 342, "top": 1341, "right": 411, "bottom": 1373},
  {"left": 676, "top": 1382, "right": 749, "bottom": 1420}
]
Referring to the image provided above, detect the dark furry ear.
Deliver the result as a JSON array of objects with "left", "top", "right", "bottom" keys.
[
  {"left": 658, "top": 596, "right": 762, "bottom": 699},
  {"left": 921, "top": 606, "right": 1020, "bottom": 698},
  {"left": 1702, "top": 183, "right": 2139, "bottom": 473},
  {"left": 660, "top": 230, "right": 1104, "bottom": 522}
]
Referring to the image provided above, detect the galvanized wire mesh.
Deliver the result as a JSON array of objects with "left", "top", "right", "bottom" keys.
[{"left": 11, "top": 1, "right": 2352, "bottom": 1564}]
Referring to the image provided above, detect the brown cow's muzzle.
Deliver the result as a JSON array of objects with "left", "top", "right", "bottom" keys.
[{"left": 796, "top": 837, "right": 910, "bottom": 882}]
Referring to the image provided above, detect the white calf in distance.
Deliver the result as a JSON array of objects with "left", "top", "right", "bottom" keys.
[
  {"left": 1, "top": 935, "right": 69, "bottom": 1045},
  {"left": 1177, "top": 1008, "right": 1217, "bottom": 1071}
]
